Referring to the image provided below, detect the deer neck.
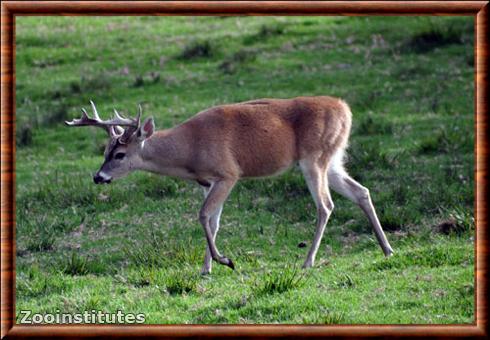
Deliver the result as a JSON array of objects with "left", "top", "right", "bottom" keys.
[{"left": 135, "top": 129, "right": 191, "bottom": 178}]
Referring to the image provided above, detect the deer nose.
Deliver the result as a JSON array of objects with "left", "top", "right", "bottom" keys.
[
  {"left": 93, "top": 174, "right": 104, "bottom": 184},
  {"left": 93, "top": 172, "right": 111, "bottom": 184}
]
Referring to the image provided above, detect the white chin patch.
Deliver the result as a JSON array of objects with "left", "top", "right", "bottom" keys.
[{"left": 98, "top": 171, "right": 112, "bottom": 181}]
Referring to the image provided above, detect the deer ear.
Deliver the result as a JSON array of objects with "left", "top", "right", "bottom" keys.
[{"left": 137, "top": 117, "right": 154, "bottom": 140}]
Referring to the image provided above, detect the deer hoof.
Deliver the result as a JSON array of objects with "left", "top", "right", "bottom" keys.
[
  {"left": 219, "top": 257, "right": 235, "bottom": 270},
  {"left": 226, "top": 258, "right": 235, "bottom": 270},
  {"left": 213, "top": 255, "right": 235, "bottom": 270}
]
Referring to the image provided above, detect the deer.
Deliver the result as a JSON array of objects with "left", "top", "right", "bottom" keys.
[{"left": 65, "top": 97, "right": 394, "bottom": 274}]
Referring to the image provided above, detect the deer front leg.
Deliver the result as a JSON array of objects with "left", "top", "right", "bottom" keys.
[
  {"left": 200, "top": 182, "right": 224, "bottom": 275},
  {"left": 199, "top": 178, "right": 236, "bottom": 270},
  {"left": 200, "top": 204, "right": 223, "bottom": 275}
]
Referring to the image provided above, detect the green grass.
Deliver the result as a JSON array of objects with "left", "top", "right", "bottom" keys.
[
  {"left": 15, "top": 16, "right": 474, "bottom": 324},
  {"left": 252, "top": 265, "right": 307, "bottom": 296}
]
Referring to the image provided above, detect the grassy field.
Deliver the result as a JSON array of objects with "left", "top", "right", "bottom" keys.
[{"left": 15, "top": 16, "right": 475, "bottom": 324}]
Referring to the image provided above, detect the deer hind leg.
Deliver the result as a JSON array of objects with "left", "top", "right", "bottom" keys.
[
  {"left": 200, "top": 183, "right": 224, "bottom": 275},
  {"left": 199, "top": 178, "right": 236, "bottom": 270},
  {"left": 327, "top": 164, "right": 394, "bottom": 256},
  {"left": 300, "top": 157, "right": 334, "bottom": 268}
]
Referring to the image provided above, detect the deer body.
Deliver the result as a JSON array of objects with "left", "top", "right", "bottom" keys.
[
  {"left": 67, "top": 96, "right": 393, "bottom": 274},
  {"left": 136, "top": 97, "right": 349, "bottom": 183}
]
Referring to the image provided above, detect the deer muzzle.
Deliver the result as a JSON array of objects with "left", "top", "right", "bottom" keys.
[{"left": 93, "top": 171, "right": 112, "bottom": 184}]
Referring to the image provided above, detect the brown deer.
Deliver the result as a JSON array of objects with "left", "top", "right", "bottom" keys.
[{"left": 66, "top": 97, "right": 393, "bottom": 274}]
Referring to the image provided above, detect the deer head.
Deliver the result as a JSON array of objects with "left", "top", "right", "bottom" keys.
[{"left": 65, "top": 101, "right": 154, "bottom": 184}]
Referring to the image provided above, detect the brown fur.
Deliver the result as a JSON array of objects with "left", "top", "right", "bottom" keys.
[{"left": 140, "top": 96, "right": 352, "bottom": 182}]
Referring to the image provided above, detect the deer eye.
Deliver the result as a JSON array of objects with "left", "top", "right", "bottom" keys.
[{"left": 114, "top": 152, "right": 126, "bottom": 160}]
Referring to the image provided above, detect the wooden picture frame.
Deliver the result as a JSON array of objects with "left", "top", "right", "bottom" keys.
[{"left": 1, "top": 1, "right": 487, "bottom": 338}]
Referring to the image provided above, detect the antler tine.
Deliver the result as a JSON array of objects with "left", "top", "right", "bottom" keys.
[
  {"left": 64, "top": 107, "right": 94, "bottom": 126},
  {"left": 90, "top": 100, "right": 101, "bottom": 120},
  {"left": 118, "top": 105, "right": 144, "bottom": 144},
  {"left": 109, "top": 111, "right": 125, "bottom": 138},
  {"left": 113, "top": 109, "right": 121, "bottom": 119},
  {"left": 109, "top": 125, "right": 124, "bottom": 138},
  {"left": 113, "top": 107, "right": 142, "bottom": 129}
]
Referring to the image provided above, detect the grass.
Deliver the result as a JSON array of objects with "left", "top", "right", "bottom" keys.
[
  {"left": 15, "top": 16, "right": 474, "bottom": 324},
  {"left": 178, "top": 40, "right": 215, "bottom": 60},
  {"left": 163, "top": 270, "right": 200, "bottom": 295},
  {"left": 252, "top": 265, "right": 307, "bottom": 296},
  {"left": 60, "top": 252, "right": 106, "bottom": 276}
]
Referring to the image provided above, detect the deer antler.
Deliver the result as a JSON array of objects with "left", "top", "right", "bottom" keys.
[
  {"left": 65, "top": 101, "right": 141, "bottom": 139},
  {"left": 119, "top": 104, "right": 142, "bottom": 144}
]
